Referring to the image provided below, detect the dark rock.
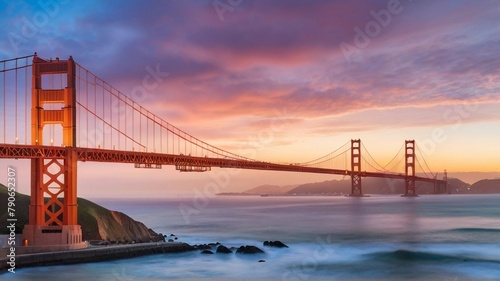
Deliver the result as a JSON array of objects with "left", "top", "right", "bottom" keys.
[
  {"left": 195, "top": 244, "right": 212, "bottom": 250},
  {"left": 168, "top": 239, "right": 174, "bottom": 242},
  {"left": 216, "top": 245, "right": 233, "bottom": 254},
  {"left": 236, "top": 245, "right": 265, "bottom": 254},
  {"left": 201, "top": 250, "right": 214, "bottom": 254},
  {"left": 157, "top": 233, "right": 166, "bottom": 242},
  {"left": 263, "top": 241, "right": 289, "bottom": 248},
  {"left": 185, "top": 244, "right": 197, "bottom": 251},
  {"left": 259, "top": 260, "right": 266, "bottom": 262}
]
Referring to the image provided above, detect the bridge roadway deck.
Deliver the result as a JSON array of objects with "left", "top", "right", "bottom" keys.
[{"left": 0, "top": 144, "right": 445, "bottom": 185}]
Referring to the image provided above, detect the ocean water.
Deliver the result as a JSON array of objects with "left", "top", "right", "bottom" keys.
[{"left": 8, "top": 194, "right": 500, "bottom": 280}]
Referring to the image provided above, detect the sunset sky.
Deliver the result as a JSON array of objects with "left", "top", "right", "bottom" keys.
[{"left": 1, "top": 0, "right": 499, "bottom": 197}]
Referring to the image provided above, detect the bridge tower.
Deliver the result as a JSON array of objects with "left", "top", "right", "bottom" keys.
[
  {"left": 404, "top": 140, "right": 417, "bottom": 196},
  {"left": 433, "top": 174, "right": 441, "bottom": 194},
  {"left": 444, "top": 169, "right": 449, "bottom": 194},
  {"left": 21, "top": 54, "right": 86, "bottom": 251},
  {"left": 350, "top": 139, "right": 362, "bottom": 196}
]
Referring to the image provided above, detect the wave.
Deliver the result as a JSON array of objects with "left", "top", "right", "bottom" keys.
[
  {"left": 365, "top": 249, "right": 500, "bottom": 264},
  {"left": 449, "top": 227, "right": 500, "bottom": 233}
]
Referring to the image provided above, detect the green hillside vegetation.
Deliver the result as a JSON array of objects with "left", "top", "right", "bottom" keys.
[{"left": 0, "top": 184, "right": 163, "bottom": 243}]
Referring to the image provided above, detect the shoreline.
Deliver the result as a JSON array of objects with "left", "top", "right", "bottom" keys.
[{"left": 0, "top": 242, "right": 194, "bottom": 273}]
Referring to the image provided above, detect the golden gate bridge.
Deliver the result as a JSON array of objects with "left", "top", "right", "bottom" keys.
[{"left": 0, "top": 53, "right": 447, "bottom": 252}]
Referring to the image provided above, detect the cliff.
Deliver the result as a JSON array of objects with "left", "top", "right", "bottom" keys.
[{"left": 0, "top": 184, "right": 163, "bottom": 243}]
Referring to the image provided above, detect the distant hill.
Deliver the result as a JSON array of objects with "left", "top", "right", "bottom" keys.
[
  {"left": 0, "top": 184, "right": 164, "bottom": 243},
  {"left": 465, "top": 179, "right": 500, "bottom": 194},
  {"left": 286, "top": 177, "right": 473, "bottom": 195},
  {"left": 242, "top": 184, "right": 297, "bottom": 195},
  {"left": 286, "top": 178, "right": 405, "bottom": 195},
  {"left": 447, "top": 178, "right": 471, "bottom": 193},
  {"left": 287, "top": 179, "right": 351, "bottom": 195},
  {"left": 216, "top": 176, "right": 494, "bottom": 197}
]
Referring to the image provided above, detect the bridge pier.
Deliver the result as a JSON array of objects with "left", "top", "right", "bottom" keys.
[{"left": 21, "top": 54, "right": 86, "bottom": 252}]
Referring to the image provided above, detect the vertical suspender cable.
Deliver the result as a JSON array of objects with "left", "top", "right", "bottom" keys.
[
  {"left": 77, "top": 70, "right": 80, "bottom": 147},
  {"left": 117, "top": 93, "right": 120, "bottom": 150},
  {"left": 15, "top": 59, "right": 18, "bottom": 143},
  {"left": 152, "top": 114, "right": 154, "bottom": 151},
  {"left": 140, "top": 106, "right": 142, "bottom": 148},
  {"left": 110, "top": 87, "right": 113, "bottom": 149},
  {"left": 94, "top": 74, "right": 97, "bottom": 148},
  {"left": 86, "top": 70, "right": 89, "bottom": 147},
  {"left": 118, "top": 93, "right": 121, "bottom": 150},
  {"left": 50, "top": 123, "right": 53, "bottom": 145},
  {"left": 50, "top": 74, "right": 54, "bottom": 145},
  {"left": 153, "top": 115, "right": 155, "bottom": 152},
  {"left": 102, "top": 81, "right": 105, "bottom": 148},
  {"left": 25, "top": 57, "right": 28, "bottom": 144},
  {"left": 146, "top": 111, "right": 149, "bottom": 151},
  {"left": 3, "top": 61, "right": 6, "bottom": 143},
  {"left": 122, "top": 96, "right": 125, "bottom": 150},
  {"left": 124, "top": 95, "right": 127, "bottom": 150},
  {"left": 132, "top": 101, "right": 134, "bottom": 150}
]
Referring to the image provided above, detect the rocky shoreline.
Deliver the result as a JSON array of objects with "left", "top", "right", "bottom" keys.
[
  {"left": 0, "top": 185, "right": 291, "bottom": 273},
  {"left": 0, "top": 241, "right": 193, "bottom": 272},
  {"left": 0, "top": 239, "right": 289, "bottom": 273}
]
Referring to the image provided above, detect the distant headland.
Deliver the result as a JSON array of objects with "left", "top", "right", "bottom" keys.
[{"left": 218, "top": 178, "right": 500, "bottom": 196}]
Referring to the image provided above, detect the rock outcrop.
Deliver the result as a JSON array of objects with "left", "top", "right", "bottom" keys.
[
  {"left": 236, "top": 245, "right": 265, "bottom": 254},
  {"left": 194, "top": 244, "right": 212, "bottom": 250},
  {"left": 194, "top": 242, "right": 265, "bottom": 255},
  {"left": 77, "top": 197, "right": 165, "bottom": 243},
  {"left": 216, "top": 245, "right": 233, "bottom": 254},
  {"left": 263, "top": 241, "right": 289, "bottom": 248}
]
